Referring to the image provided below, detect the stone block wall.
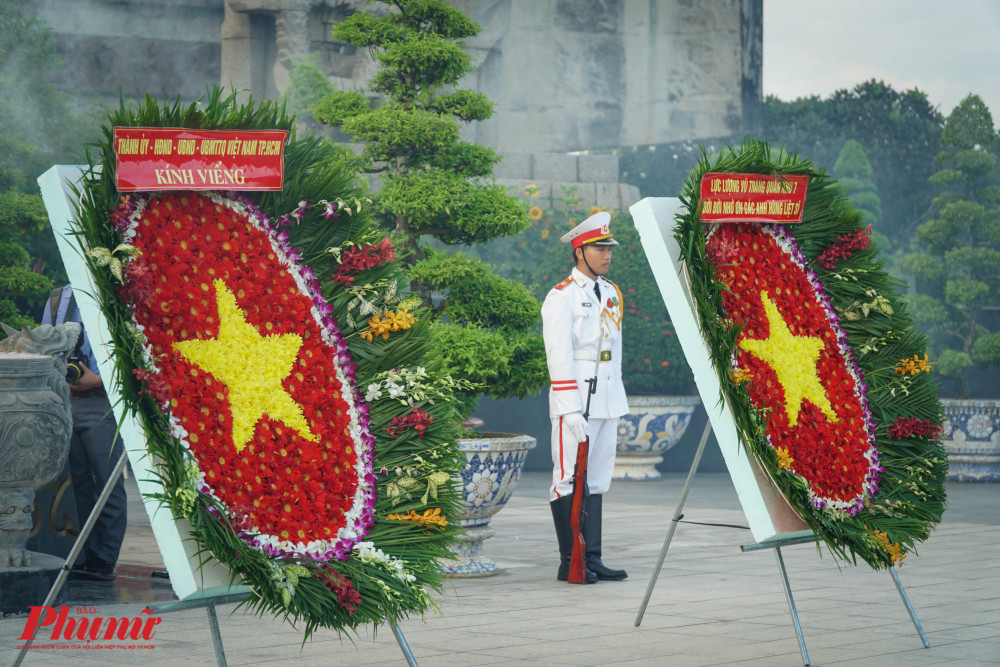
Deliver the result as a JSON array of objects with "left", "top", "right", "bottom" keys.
[
  {"left": 494, "top": 152, "right": 641, "bottom": 213},
  {"left": 22, "top": 0, "right": 224, "bottom": 108}
]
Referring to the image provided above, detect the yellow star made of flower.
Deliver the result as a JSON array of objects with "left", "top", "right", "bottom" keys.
[
  {"left": 173, "top": 279, "right": 317, "bottom": 452},
  {"left": 739, "top": 291, "right": 839, "bottom": 427}
]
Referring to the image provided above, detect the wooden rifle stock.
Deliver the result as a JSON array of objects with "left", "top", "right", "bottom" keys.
[
  {"left": 567, "top": 435, "right": 589, "bottom": 584},
  {"left": 568, "top": 326, "right": 603, "bottom": 584}
]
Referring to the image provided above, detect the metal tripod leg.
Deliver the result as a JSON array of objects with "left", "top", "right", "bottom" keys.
[
  {"left": 890, "top": 565, "right": 930, "bottom": 648},
  {"left": 145, "top": 593, "right": 252, "bottom": 666},
  {"left": 634, "top": 420, "right": 712, "bottom": 627},
  {"left": 774, "top": 546, "right": 810, "bottom": 666},
  {"left": 11, "top": 450, "right": 129, "bottom": 667},
  {"left": 207, "top": 604, "right": 228, "bottom": 667},
  {"left": 390, "top": 619, "right": 418, "bottom": 666}
]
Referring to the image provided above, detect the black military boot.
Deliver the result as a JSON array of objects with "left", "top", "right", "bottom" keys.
[
  {"left": 583, "top": 494, "right": 628, "bottom": 581},
  {"left": 550, "top": 496, "right": 597, "bottom": 583}
]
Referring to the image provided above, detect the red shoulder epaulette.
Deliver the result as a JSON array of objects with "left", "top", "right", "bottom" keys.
[{"left": 553, "top": 277, "right": 573, "bottom": 291}]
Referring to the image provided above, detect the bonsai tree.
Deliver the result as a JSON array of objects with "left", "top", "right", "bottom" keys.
[
  {"left": 0, "top": 2, "right": 101, "bottom": 332},
  {"left": 0, "top": 194, "right": 53, "bottom": 329},
  {"left": 832, "top": 138, "right": 892, "bottom": 263},
  {"left": 901, "top": 94, "right": 1000, "bottom": 396},
  {"left": 834, "top": 139, "right": 881, "bottom": 225},
  {"left": 283, "top": 59, "right": 336, "bottom": 133},
  {"left": 310, "top": 0, "right": 544, "bottom": 414}
]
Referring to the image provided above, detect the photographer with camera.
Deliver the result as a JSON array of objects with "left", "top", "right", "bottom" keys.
[{"left": 43, "top": 285, "right": 127, "bottom": 581}]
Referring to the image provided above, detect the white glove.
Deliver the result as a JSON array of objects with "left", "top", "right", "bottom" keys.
[{"left": 563, "top": 412, "right": 589, "bottom": 443}]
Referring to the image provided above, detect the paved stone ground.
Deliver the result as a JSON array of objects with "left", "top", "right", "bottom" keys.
[{"left": 2, "top": 471, "right": 998, "bottom": 666}]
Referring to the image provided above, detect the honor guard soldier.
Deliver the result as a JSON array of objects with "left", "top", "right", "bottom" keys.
[{"left": 542, "top": 211, "right": 629, "bottom": 583}]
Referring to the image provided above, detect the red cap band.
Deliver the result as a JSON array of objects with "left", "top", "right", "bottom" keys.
[{"left": 572, "top": 228, "right": 612, "bottom": 249}]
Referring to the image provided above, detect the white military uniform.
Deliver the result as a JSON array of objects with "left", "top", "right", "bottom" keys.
[{"left": 542, "top": 267, "right": 628, "bottom": 501}]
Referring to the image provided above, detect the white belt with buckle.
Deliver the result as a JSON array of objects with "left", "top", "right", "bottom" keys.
[{"left": 574, "top": 349, "right": 612, "bottom": 362}]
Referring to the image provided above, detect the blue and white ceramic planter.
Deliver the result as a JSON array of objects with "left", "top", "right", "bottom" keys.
[
  {"left": 614, "top": 395, "right": 700, "bottom": 480},
  {"left": 441, "top": 433, "right": 536, "bottom": 577},
  {"left": 941, "top": 399, "right": 1000, "bottom": 482}
]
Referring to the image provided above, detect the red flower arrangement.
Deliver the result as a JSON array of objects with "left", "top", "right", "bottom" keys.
[
  {"left": 889, "top": 417, "right": 943, "bottom": 442},
  {"left": 122, "top": 191, "right": 374, "bottom": 557},
  {"left": 131, "top": 367, "right": 169, "bottom": 404},
  {"left": 332, "top": 238, "right": 396, "bottom": 286},
  {"left": 816, "top": 224, "right": 873, "bottom": 269},
  {"left": 317, "top": 568, "right": 362, "bottom": 614},
  {"left": 386, "top": 408, "right": 434, "bottom": 439},
  {"left": 707, "top": 223, "right": 880, "bottom": 512}
]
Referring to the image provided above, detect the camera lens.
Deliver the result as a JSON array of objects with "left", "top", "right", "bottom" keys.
[{"left": 66, "top": 362, "right": 84, "bottom": 384}]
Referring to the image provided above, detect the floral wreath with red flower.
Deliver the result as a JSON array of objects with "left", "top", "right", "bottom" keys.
[
  {"left": 676, "top": 140, "right": 947, "bottom": 569},
  {"left": 72, "top": 91, "right": 467, "bottom": 636}
]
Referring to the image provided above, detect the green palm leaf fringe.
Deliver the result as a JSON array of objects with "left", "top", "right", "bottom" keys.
[
  {"left": 71, "top": 88, "right": 465, "bottom": 638},
  {"left": 674, "top": 139, "right": 947, "bottom": 569}
]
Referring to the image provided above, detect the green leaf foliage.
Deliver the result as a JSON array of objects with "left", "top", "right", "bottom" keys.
[
  {"left": 936, "top": 348, "right": 973, "bottom": 378},
  {"left": 346, "top": 106, "right": 459, "bottom": 158},
  {"left": 410, "top": 252, "right": 538, "bottom": 331},
  {"left": 0, "top": 258, "right": 51, "bottom": 298},
  {"left": 378, "top": 170, "right": 526, "bottom": 244},
  {"left": 971, "top": 331, "right": 1000, "bottom": 367},
  {"left": 333, "top": 0, "right": 478, "bottom": 47},
  {"left": 427, "top": 321, "right": 546, "bottom": 409},
  {"left": 834, "top": 139, "right": 874, "bottom": 178},
  {"left": 371, "top": 36, "right": 472, "bottom": 98},
  {"left": 0, "top": 297, "right": 37, "bottom": 330},
  {"left": 312, "top": 90, "right": 371, "bottom": 128},
  {"left": 898, "top": 252, "right": 946, "bottom": 289},
  {"left": 940, "top": 94, "right": 997, "bottom": 149},
  {"left": 426, "top": 89, "right": 493, "bottom": 122}
]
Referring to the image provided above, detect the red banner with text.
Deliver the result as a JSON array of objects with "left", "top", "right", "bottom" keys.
[
  {"left": 113, "top": 127, "right": 289, "bottom": 192},
  {"left": 699, "top": 172, "right": 808, "bottom": 223}
]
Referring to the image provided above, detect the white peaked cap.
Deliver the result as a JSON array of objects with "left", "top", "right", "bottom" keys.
[{"left": 559, "top": 211, "right": 618, "bottom": 249}]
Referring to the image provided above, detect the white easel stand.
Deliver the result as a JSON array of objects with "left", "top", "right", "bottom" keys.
[{"left": 633, "top": 422, "right": 929, "bottom": 666}]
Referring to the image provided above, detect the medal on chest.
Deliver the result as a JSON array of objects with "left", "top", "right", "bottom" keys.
[{"left": 602, "top": 291, "right": 622, "bottom": 330}]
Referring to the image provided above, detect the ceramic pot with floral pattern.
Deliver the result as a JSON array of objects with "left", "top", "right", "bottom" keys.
[
  {"left": 442, "top": 433, "right": 536, "bottom": 577},
  {"left": 614, "top": 395, "right": 700, "bottom": 480},
  {"left": 941, "top": 399, "right": 1000, "bottom": 482}
]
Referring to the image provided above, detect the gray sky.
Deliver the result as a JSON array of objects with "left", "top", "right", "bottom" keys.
[{"left": 764, "top": 0, "right": 1000, "bottom": 121}]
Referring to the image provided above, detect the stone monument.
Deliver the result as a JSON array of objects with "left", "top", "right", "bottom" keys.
[
  {"left": 0, "top": 323, "right": 79, "bottom": 614},
  {"left": 24, "top": 0, "right": 761, "bottom": 216},
  {"left": 24, "top": 0, "right": 762, "bottom": 153}
]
